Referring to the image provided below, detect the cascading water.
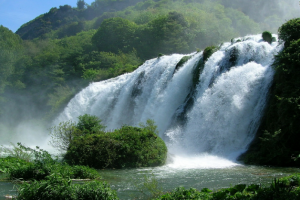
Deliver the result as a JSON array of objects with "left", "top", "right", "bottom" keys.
[{"left": 55, "top": 34, "right": 283, "bottom": 168}]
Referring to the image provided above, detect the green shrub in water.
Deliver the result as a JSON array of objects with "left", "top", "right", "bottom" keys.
[
  {"left": 262, "top": 31, "right": 272, "bottom": 44},
  {"left": 16, "top": 175, "right": 118, "bottom": 200},
  {"left": 65, "top": 120, "right": 167, "bottom": 169},
  {"left": 1, "top": 143, "right": 100, "bottom": 181}
]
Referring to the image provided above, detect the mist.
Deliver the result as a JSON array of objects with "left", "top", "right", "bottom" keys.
[{"left": 220, "top": 0, "right": 299, "bottom": 32}]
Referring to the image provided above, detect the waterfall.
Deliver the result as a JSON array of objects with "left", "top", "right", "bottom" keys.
[{"left": 54, "top": 34, "right": 283, "bottom": 164}]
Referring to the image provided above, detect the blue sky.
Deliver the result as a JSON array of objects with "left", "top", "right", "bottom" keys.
[{"left": 0, "top": 0, "right": 95, "bottom": 33}]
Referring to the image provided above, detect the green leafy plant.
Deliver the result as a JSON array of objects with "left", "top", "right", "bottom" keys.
[
  {"left": 16, "top": 175, "right": 118, "bottom": 200},
  {"left": 64, "top": 119, "right": 167, "bottom": 169},
  {"left": 0, "top": 143, "right": 32, "bottom": 162},
  {"left": 262, "top": 31, "right": 273, "bottom": 44}
]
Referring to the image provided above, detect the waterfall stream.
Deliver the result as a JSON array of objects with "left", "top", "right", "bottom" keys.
[{"left": 55, "top": 34, "right": 283, "bottom": 167}]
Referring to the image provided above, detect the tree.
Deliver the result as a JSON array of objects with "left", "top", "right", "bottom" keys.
[
  {"left": 49, "top": 114, "right": 106, "bottom": 151},
  {"left": 76, "top": 114, "right": 106, "bottom": 134},
  {"left": 49, "top": 120, "right": 77, "bottom": 151},
  {"left": 92, "top": 17, "right": 138, "bottom": 53},
  {"left": 77, "top": 0, "right": 86, "bottom": 10}
]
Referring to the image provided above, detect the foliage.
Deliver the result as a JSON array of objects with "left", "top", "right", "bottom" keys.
[
  {"left": 0, "top": 157, "right": 31, "bottom": 174},
  {"left": 0, "top": 0, "right": 265, "bottom": 123},
  {"left": 262, "top": 31, "right": 272, "bottom": 44},
  {"left": 0, "top": 143, "right": 32, "bottom": 162},
  {"left": 174, "top": 56, "right": 192, "bottom": 73},
  {"left": 49, "top": 120, "right": 78, "bottom": 151},
  {"left": 64, "top": 120, "right": 167, "bottom": 169},
  {"left": 16, "top": 175, "right": 118, "bottom": 200},
  {"left": 0, "top": 26, "right": 24, "bottom": 115},
  {"left": 203, "top": 46, "right": 217, "bottom": 62},
  {"left": 278, "top": 18, "right": 300, "bottom": 45},
  {"left": 76, "top": 114, "right": 106, "bottom": 134},
  {"left": 156, "top": 174, "right": 300, "bottom": 200},
  {"left": 49, "top": 114, "right": 106, "bottom": 151},
  {"left": 0, "top": 143, "right": 100, "bottom": 181},
  {"left": 77, "top": 0, "right": 86, "bottom": 10},
  {"left": 241, "top": 18, "right": 300, "bottom": 167},
  {"left": 92, "top": 17, "right": 138, "bottom": 53}
]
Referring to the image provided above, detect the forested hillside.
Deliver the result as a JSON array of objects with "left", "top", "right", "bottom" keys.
[{"left": 0, "top": 0, "right": 298, "bottom": 147}]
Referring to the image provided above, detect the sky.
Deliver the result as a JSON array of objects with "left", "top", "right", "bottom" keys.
[{"left": 0, "top": 0, "right": 95, "bottom": 33}]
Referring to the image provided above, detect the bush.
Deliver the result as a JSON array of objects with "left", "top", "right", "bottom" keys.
[
  {"left": 0, "top": 157, "right": 31, "bottom": 174},
  {"left": 278, "top": 18, "right": 300, "bottom": 44},
  {"left": 156, "top": 174, "right": 300, "bottom": 200},
  {"left": 262, "top": 31, "right": 273, "bottom": 44},
  {"left": 2, "top": 144, "right": 100, "bottom": 181},
  {"left": 76, "top": 114, "right": 106, "bottom": 134},
  {"left": 65, "top": 121, "right": 167, "bottom": 169},
  {"left": 16, "top": 175, "right": 118, "bottom": 200},
  {"left": 156, "top": 187, "right": 211, "bottom": 200},
  {"left": 49, "top": 114, "right": 106, "bottom": 151}
]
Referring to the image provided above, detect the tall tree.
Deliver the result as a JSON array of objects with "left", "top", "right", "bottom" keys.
[{"left": 77, "top": 0, "right": 86, "bottom": 10}]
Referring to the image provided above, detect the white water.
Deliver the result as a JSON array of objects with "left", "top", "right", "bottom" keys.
[{"left": 55, "top": 35, "right": 283, "bottom": 168}]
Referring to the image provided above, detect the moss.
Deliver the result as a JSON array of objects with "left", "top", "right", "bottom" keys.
[
  {"left": 173, "top": 56, "right": 192, "bottom": 74},
  {"left": 203, "top": 46, "right": 217, "bottom": 62},
  {"left": 262, "top": 31, "right": 272, "bottom": 44}
]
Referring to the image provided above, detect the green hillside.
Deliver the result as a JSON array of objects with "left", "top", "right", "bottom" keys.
[{"left": 0, "top": 0, "right": 299, "bottom": 167}]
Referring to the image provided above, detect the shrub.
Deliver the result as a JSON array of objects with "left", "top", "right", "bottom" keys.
[
  {"left": 49, "top": 114, "right": 106, "bottom": 151},
  {"left": 2, "top": 144, "right": 100, "bottom": 181},
  {"left": 16, "top": 175, "right": 118, "bottom": 200},
  {"left": 76, "top": 114, "right": 106, "bottom": 134},
  {"left": 65, "top": 122, "right": 167, "bottom": 169},
  {"left": 0, "top": 157, "right": 31, "bottom": 174},
  {"left": 49, "top": 120, "right": 77, "bottom": 151},
  {"left": 156, "top": 187, "right": 211, "bottom": 199},
  {"left": 278, "top": 18, "right": 300, "bottom": 44},
  {"left": 8, "top": 161, "right": 100, "bottom": 181},
  {"left": 156, "top": 175, "right": 300, "bottom": 200},
  {"left": 262, "top": 31, "right": 272, "bottom": 44}
]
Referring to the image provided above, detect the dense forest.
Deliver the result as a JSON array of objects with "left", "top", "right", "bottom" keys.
[{"left": 0, "top": 0, "right": 299, "bottom": 166}]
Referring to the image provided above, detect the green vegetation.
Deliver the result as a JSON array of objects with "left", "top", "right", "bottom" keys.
[
  {"left": 0, "top": 143, "right": 100, "bottom": 181},
  {"left": 3, "top": 0, "right": 297, "bottom": 125},
  {"left": 241, "top": 18, "right": 300, "bottom": 167},
  {"left": 64, "top": 119, "right": 167, "bottom": 169},
  {"left": 174, "top": 56, "right": 192, "bottom": 73},
  {"left": 262, "top": 31, "right": 273, "bottom": 44},
  {"left": 203, "top": 46, "right": 217, "bottom": 62},
  {"left": 17, "top": 177, "right": 118, "bottom": 200},
  {"left": 155, "top": 174, "right": 300, "bottom": 200},
  {"left": 0, "top": 143, "right": 114, "bottom": 200}
]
